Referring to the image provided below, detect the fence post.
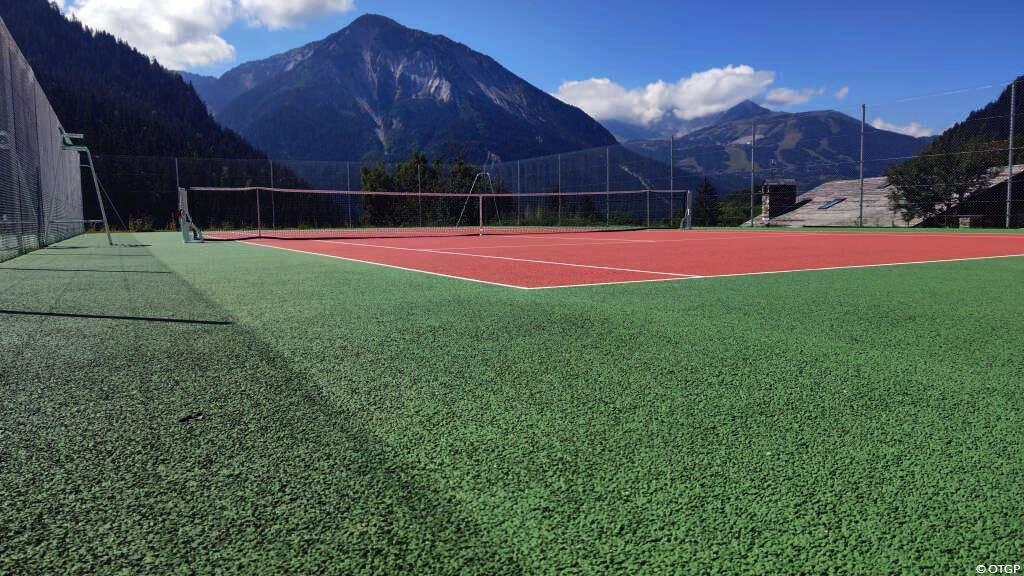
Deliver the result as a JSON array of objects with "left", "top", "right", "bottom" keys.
[
  {"left": 606, "top": 146, "right": 611, "bottom": 225},
  {"left": 516, "top": 159, "right": 521, "bottom": 226},
  {"left": 269, "top": 158, "right": 276, "bottom": 230},
  {"left": 749, "top": 123, "right": 757, "bottom": 227},
  {"left": 31, "top": 80, "right": 45, "bottom": 247},
  {"left": 346, "top": 161, "right": 352, "bottom": 228},
  {"left": 860, "top": 104, "right": 866, "bottom": 227},
  {"left": 1008, "top": 80, "right": 1016, "bottom": 229},
  {"left": 557, "top": 153, "right": 562, "bottom": 226},
  {"left": 646, "top": 188, "right": 651, "bottom": 228},
  {"left": 255, "top": 187, "right": 261, "bottom": 238},
  {"left": 669, "top": 135, "right": 675, "bottom": 227}
]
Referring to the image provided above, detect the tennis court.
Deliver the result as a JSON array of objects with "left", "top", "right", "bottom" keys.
[{"left": 240, "top": 229, "right": 1024, "bottom": 289}]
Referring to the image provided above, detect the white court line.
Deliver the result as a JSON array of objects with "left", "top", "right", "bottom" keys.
[
  {"left": 525, "top": 252, "right": 1024, "bottom": 289},
  {"left": 315, "top": 239, "right": 697, "bottom": 278},
  {"left": 239, "top": 241, "right": 529, "bottom": 289},
  {"left": 515, "top": 233, "right": 657, "bottom": 243},
  {"left": 524, "top": 276, "right": 702, "bottom": 290},
  {"left": 642, "top": 230, "right": 1024, "bottom": 241},
  {"left": 243, "top": 240, "right": 1024, "bottom": 291},
  {"left": 357, "top": 239, "right": 661, "bottom": 251}
]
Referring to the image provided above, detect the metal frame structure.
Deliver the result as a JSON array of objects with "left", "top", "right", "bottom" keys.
[{"left": 60, "top": 129, "right": 111, "bottom": 245}]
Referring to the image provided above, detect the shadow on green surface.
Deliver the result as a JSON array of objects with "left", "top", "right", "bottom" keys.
[
  {"left": 0, "top": 308, "right": 233, "bottom": 325},
  {"left": 1, "top": 234, "right": 522, "bottom": 574},
  {"left": 0, "top": 267, "right": 172, "bottom": 274}
]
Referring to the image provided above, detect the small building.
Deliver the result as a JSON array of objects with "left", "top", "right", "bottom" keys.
[{"left": 761, "top": 179, "right": 797, "bottom": 225}]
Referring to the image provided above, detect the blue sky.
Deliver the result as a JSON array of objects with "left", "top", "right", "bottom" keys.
[{"left": 59, "top": 0, "right": 1023, "bottom": 136}]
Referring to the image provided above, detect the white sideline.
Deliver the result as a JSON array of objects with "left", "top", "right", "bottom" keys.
[
  {"left": 239, "top": 241, "right": 528, "bottom": 289},
  {"left": 240, "top": 240, "right": 1024, "bottom": 291},
  {"left": 315, "top": 239, "right": 698, "bottom": 277},
  {"left": 525, "top": 252, "right": 1024, "bottom": 289}
]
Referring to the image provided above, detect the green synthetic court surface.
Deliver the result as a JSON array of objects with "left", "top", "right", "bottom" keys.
[{"left": 2, "top": 231, "right": 1023, "bottom": 574}]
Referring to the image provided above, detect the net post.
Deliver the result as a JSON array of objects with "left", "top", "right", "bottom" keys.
[
  {"left": 255, "top": 187, "right": 262, "bottom": 238},
  {"left": 179, "top": 187, "right": 188, "bottom": 243},
  {"left": 646, "top": 189, "right": 651, "bottom": 228},
  {"left": 478, "top": 193, "right": 484, "bottom": 236},
  {"left": 178, "top": 187, "right": 203, "bottom": 243},
  {"left": 684, "top": 189, "right": 693, "bottom": 230}
]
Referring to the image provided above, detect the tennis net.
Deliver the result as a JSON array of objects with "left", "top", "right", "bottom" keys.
[{"left": 181, "top": 187, "right": 691, "bottom": 240}]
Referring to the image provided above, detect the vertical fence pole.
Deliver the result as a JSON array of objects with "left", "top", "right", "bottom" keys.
[
  {"left": 669, "top": 135, "right": 675, "bottom": 228},
  {"left": 346, "top": 162, "right": 352, "bottom": 228},
  {"left": 255, "top": 186, "right": 261, "bottom": 238},
  {"left": 516, "top": 160, "right": 521, "bottom": 226},
  {"left": 478, "top": 193, "right": 484, "bottom": 236},
  {"left": 606, "top": 146, "right": 611, "bottom": 225},
  {"left": 269, "top": 159, "right": 276, "bottom": 230},
  {"left": 860, "top": 104, "right": 866, "bottom": 227},
  {"left": 646, "top": 188, "right": 651, "bottom": 228},
  {"left": 749, "top": 123, "right": 757, "bottom": 227},
  {"left": 417, "top": 163, "right": 422, "bottom": 227},
  {"left": 31, "top": 80, "right": 44, "bottom": 248},
  {"left": 1008, "top": 80, "right": 1017, "bottom": 229},
  {"left": 557, "top": 153, "right": 562, "bottom": 226}
]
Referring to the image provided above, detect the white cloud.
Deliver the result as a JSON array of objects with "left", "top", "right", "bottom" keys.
[
  {"left": 871, "top": 117, "right": 934, "bottom": 138},
  {"left": 764, "top": 86, "right": 824, "bottom": 107},
  {"left": 237, "top": 0, "right": 356, "bottom": 29},
  {"left": 60, "top": 0, "right": 356, "bottom": 69},
  {"left": 554, "top": 65, "right": 776, "bottom": 125},
  {"left": 835, "top": 85, "right": 850, "bottom": 101}
]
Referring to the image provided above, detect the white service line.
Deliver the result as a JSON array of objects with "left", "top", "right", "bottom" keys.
[
  {"left": 315, "top": 239, "right": 696, "bottom": 277},
  {"left": 239, "top": 241, "right": 529, "bottom": 289},
  {"left": 526, "top": 253, "right": 1024, "bottom": 289},
  {"left": 242, "top": 240, "right": 1024, "bottom": 291},
  {"left": 525, "top": 276, "right": 703, "bottom": 290},
  {"left": 679, "top": 252, "right": 1024, "bottom": 280},
  {"left": 353, "top": 239, "right": 662, "bottom": 251}
]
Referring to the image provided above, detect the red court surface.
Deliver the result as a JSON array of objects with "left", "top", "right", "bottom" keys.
[{"left": 241, "top": 229, "right": 1024, "bottom": 289}]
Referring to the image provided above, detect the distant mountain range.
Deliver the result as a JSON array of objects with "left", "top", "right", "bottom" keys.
[
  {"left": 602, "top": 101, "right": 774, "bottom": 142},
  {"left": 184, "top": 14, "right": 617, "bottom": 163},
  {"left": 623, "top": 100, "right": 932, "bottom": 189}
]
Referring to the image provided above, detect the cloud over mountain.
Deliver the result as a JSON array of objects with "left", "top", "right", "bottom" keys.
[
  {"left": 554, "top": 65, "right": 834, "bottom": 127},
  {"left": 871, "top": 117, "right": 934, "bottom": 138},
  {"left": 59, "top": 0, "right": 356, "bottom": 69}
]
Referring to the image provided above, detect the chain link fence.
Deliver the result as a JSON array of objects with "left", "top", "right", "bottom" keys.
[
  {"left": 0, "top": 16, "right": 83, "bottom": 262},
  {"left": 85, "top": 78, "right": 1024, "bottom": 233}
]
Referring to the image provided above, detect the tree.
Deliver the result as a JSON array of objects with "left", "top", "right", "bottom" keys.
[
  {"left": 692, "top": 178, "right": 719, "bottom": 226},
  {"left": 719, "top": 190, "right": 758, "bottom": 226},
  {"left": 886, "top": 139, "right": 1001, "bottom": 224}
]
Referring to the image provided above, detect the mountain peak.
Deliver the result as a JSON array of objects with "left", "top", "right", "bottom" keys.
[
  {"left": 199, "top": 14, "right": 615, "bottom": 161},
  {"left": 347, "top": 13, "right": 404, "bottom": 30},
  {"left": 717, "top": 100, "right": 774, "bottom": 123}
]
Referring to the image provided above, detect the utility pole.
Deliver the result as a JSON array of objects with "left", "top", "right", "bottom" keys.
[
  {"left": 859, "top": 104, "right": 866, "bottom": 227},
  {"left": 1008, "top": 81, "right": 1017, "bottom": 229},
  {"left": 749, "top": 123, "right": 757, "bottom": 227}
]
